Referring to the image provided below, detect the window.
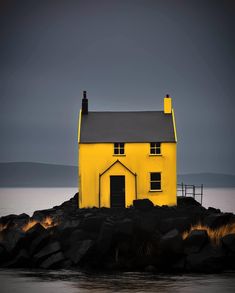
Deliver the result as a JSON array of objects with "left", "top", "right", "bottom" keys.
[
  {"left": 150, "top": 172, "right": 161, "bottom": 190},
  {"left": 114, "top": 143, "right": 125, "bottom": 155},
  {"left": 150, "top": 142, "right": 161, "bottom": 155}
]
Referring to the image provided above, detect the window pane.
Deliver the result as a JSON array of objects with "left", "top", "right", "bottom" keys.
[
  {"left": 156, "top": 142, "right": 160, "bottom": 148},
  {"left": 150, "top": 142, "right": 155, "bottom": 148},
  {"left": 151, "top": 172, "right": 161, "bottom": 181},
  {"left": 120, "top": 148, "right": 124, "bottom": 154},
  {"left": 150, "top": 148, "right": 156, "bottom": 154},
  {"left": 120, "top": 143, "right": 124, "bottom": 148},
  {"left": 156, "top": 147, "right": 161, "bottom": 154},
  {"left": 114, "top": 148, "right": 119, "bottom": 154},
  {"left": 151, "top": 181, "right": 161, "bottom": 190}
]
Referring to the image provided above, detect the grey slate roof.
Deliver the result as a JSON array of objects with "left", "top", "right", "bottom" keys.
[{"left": 80, "top": 111, "right": 176, "bottom": 143}]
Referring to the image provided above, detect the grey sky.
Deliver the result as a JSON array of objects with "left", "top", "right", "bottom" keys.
[{"left": 1, "top": 0, "right": 234, "bottom": 174}]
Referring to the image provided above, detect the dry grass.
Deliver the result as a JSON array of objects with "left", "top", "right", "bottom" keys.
[
  {"left": 0, "top": 223, "right": 8, "bottom": 232},
  {"left": 182, "top": 222, "right": 235, "bottom": 245},
  {"left": 22, "top": 216, "right": 56, "bottom": 232}
]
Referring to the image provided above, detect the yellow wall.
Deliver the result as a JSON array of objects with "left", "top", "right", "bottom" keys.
[{"left": 78, "top": 142, "right": 177, "bottom": 208}]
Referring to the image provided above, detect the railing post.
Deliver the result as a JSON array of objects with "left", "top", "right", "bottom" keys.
[
  {"left": 181, "top": 182, "right": 184, "bottom": 197},
  {"left": 193, "top": 185, "right": 195, "bottom": 199},
  {"left": 201, "top": 184, "right": 203, "bottom": 205}
]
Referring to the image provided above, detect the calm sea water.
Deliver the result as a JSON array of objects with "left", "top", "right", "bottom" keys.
[
  {"left": 0, "top": 188, "right": 235, "bottom": 292},
  {"left": 0, "top": 187, "right": 234, "bottom": 217},
  {"left": 0, "top": 269, "right": 235, "bottom": 293}
]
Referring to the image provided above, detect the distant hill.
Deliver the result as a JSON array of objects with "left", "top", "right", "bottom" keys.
[
  {"left": 178, "top": 173, "right": 235, "bottom": 187},
  {"left": 0, "top": 162, "right": 77, "bottom": 187},
  {"left": 0, "top": 163, "right": 234, "bottom": 187}
]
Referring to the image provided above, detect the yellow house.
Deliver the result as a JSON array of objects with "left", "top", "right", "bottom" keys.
[{"left": 78, "top": 91, "right": 177, "bottom": 208}]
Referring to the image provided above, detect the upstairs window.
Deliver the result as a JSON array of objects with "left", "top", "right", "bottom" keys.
[
  {"left": 114, "top": 143, "right": 125, "bottom": 155},
  {"left": 150, "top": 142, "right": 161, "bottom": 155},
  {"left": 150, "top": 172, "right": 161, "bottom": 190}
]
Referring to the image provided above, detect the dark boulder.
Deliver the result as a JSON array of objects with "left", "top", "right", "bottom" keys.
[
  {"left": 2, "top": 249, "right": 30, "bottom": 268},
  {"left": 65, "top": 239, "right": 94, "bottom": 265},
  {"left": 203, "top": 213, "right": 233, "bottom": 229},
  {"left": 159, "top": 229, "right": 183, "bottom": 255},
  {"left": 40, "top": 251, "right": 65, "bottom": 269},
  {"left": 0, "top": 244, "right": 9, "bottom": 264},
  {"left": 29, "top": 230, "right": 51, "bottom": 256},
  {"left": 207, "top": 207, "right": 221, "bottom": 214},
  {"left": 115, "top": 218, "right": 133, "bottom": 236},
  {"left": 184, "top": 229, "right": 209, "bottom": 254},
  {"left": 177, "top": 196, "right": 202, "bottom": 207},
  {"left": 96, "top": 219, "right": 115, "bottom": 255},
  {"left": 32, "top": 209, "right": 56, "bottom": 222},
  {"left": 33, "top": 241, "right": 61, "bottom": 263},
  {"left": 81, "top": 216, "right": 105, "bottom": 233},
  {"left": 222, "top": 233, "right": 235, "bottom": 253},
  {"left": 138, "top": 215, "right": 159, "bottom": 234},
  {"left": 1, "top": 228, "right": 26, "bottom": 253},
  {"left": 159, "top": 217, "right": 191, "bottom": 234},
  {"left": 186, "top": 243, "right": 226, "bottom": 273},
  {"left": 0, "top": 213, "right": 30, "bottom": 230},
  {"left": 133, "top": 199, "right": 154, "bottom": 210}
]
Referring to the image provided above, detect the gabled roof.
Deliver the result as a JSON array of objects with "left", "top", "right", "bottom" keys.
[{"left": 80, "top": 111, "right": 176, "bottom": 143}]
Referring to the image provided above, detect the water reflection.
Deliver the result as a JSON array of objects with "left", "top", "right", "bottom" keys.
[{"left": 1, "top": 269, "right": 235, "bottom": 293}]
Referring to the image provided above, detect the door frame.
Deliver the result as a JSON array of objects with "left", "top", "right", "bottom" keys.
[{"left": 99, "top": 159, "right": 137, "bottom": 208}]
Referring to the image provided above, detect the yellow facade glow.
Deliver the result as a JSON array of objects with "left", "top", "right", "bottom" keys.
[{"left": 78, "top": 142, "right": 177, "bottom": 208}]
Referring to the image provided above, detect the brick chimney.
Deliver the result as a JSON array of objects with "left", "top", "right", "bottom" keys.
[
  {"left": 164, "top": 94, "right": 172, "bottom": 114},
  {"left": 82, "top": 91, "right": 88, "bottom": 115}
]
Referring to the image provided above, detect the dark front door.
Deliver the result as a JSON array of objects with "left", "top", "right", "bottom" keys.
[{"left": 110, "top": 176, "right": 125, "bottom": 208}]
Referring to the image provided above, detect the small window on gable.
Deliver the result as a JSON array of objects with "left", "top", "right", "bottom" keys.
[
  {"left": 114, "top": 143, "right": 125, "bottom": 155},
  {"left": 150, "top": 142, "right": 161, "bottom": 155},
  {"left": 150, "top": 172, "right": 161, "bottom": 190}
]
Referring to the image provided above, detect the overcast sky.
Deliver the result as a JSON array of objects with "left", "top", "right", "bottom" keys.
[{"left": 1, "top": 0, "right": 234, "bottom": 174}]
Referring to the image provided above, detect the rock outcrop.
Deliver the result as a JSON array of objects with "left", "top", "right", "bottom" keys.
[{"left": 0, "top": 194, "right": 235, "bottom": 273}]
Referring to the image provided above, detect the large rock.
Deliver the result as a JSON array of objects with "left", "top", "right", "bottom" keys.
[
  {"left": 32, "top": 209, "right": 56, "bottom": 222},
  {"left": 81, "top": 216, "right": 105, "bottom": 232},
  {"left": 29, "top": 230, "right": 51, "bottom": 256},
  {"left": 96, "top": 219, "right": 115, "bottom": 255},
  {"left": 0, "top": 244, "right": 9, "bottom": 264},
  {"left": 33, "top": 241, "right": 61, "bottom": 262},
  {"left": 138, "top": 215, "right": 159, "bottom": 234},
  {"left": 159, "top": 217, "right": 191, "bottom": 234},
  {"left": 203, "top": 213, "right": 233, "bottom": 229},
  {"left": 222, "top": 233, "right": 235, "bottom": 253},
  {"left": 115, "top": 218, "right": 133, "bottom": 236},
  {"left": 177, "top": 197, "right": 202, "bottom": 207},
  {"left": 1, "top": 228, "right": 26, "bottom": 253},
  {"left": 65, "top": 239, "right": 94, "bottom": 265},
  {"left": 40, "top": 251, "right": 65, "bottom": 269},
  {"left": 133, "top": 199, "right": 154, "bottom": 210},
  {"left": 184, "top": 229, "right": 209, "bottom": 254},
  {"left": 159, "top": 229, "right": 183, "bottom": 255},
  {"left": 186, "top": 243, "right": 225, "bottom": 273},
  {"left": 2, "top": 249, "right": 30, "bottom": 268},
  {"left": 0, "top": 213, "right": 30, "bottom": 229}
]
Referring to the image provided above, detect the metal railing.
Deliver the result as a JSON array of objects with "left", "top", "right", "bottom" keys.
[{"left": 177, "top": 183, "right": 203, "bottom": 204}]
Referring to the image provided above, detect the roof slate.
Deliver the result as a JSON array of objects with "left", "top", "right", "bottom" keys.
[{"left": 80, "top": 111, "right": 176, "bottom": 143}]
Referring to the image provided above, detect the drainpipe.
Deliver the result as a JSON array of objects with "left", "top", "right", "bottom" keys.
[
  {"left": 135, "top": 173, "right": 137, "bottom": 200},
  {"left": 99, "top": 174, "right": 101, "bottom": 208}
]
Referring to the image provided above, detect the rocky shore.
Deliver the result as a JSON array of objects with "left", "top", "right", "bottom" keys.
[{"left": 0, "top": 194, "right": 235, "bottom": 273}]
